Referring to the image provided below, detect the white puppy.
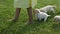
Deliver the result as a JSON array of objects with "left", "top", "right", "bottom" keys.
[
  {"left": 34, "top": 9, "right": 50, "bottom": 22},
  {"left": 39, "top": 5, "right": 56, "bottom": 13},
  {"left": 54, "top": 16, "right": 60, "bottom": 22}
]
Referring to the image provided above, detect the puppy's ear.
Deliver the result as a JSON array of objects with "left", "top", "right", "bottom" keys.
[{"left": 33, "top": 10, "right": 39, "bottom": 14}]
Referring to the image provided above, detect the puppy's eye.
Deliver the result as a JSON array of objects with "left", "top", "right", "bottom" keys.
[{"left": 37, "top": 11, "right": 39, "bottom": 13}]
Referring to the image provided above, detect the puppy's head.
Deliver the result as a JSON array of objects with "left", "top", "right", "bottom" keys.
[
  {"left": 53, "top": 6, "right": 56, "bottom": 9},
  {"left": 33, "top": 9, "right": 40, "bottom": 14}
]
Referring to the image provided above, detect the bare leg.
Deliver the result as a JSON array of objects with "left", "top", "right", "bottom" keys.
[
  {"left": 12, "top": 8, "right": 21, "bottom": 22},
  {"left": 27, "top": 7, "right": 33, "bottom": 24}
]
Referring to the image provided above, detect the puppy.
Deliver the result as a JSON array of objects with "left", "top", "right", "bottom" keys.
[
  {"left": 34, "top": 9, "right": 50, "bottom": 22},
  {"left": 54, "top": 16, "right": 60, "bottom": 22},
  {"left": 39, "top": 5, "right": 56, "bottom": 13}
]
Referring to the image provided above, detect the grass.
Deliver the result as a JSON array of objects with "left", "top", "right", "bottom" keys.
[{"left": 0, "top": 0, "right": 60, "bottom": 34}]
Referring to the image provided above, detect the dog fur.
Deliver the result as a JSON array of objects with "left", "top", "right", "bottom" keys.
[{"left": 34, "top": 9, "right": 50, "bottom": 22}]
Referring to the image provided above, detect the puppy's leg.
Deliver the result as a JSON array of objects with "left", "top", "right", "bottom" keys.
[
  {"left": 36, "top": 16, "right": 40, "bottom": 21},
  {"left": 44, "top": 17, "right": 48, "bottom": 22}
]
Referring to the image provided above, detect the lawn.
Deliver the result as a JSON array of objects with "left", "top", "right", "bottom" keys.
[{"left": 0, "top": 0, "right": 60, "bottom": 34}]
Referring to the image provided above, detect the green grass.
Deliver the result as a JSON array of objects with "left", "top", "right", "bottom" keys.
[{"left": 0, "top": 0, "right": 60, "bottom": 34}]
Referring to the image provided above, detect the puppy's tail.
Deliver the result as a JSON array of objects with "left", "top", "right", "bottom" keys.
[{"left": 47, "top": 15, "right": 51, "bottom": 17}]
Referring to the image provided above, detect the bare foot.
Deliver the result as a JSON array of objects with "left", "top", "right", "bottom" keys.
[
  {"left": 25, "top": 21, "right": 33, "bottom": 25},
  {"left": 8, "top": 19, "right": 17, "bottom": 22}
]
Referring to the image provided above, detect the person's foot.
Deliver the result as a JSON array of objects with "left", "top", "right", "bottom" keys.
[
  {"left": 25, "top": 21, "right": 33, "bottom": 24},
  {"left": 8, "top": 19, "right": 17, "bottom": 22}
]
